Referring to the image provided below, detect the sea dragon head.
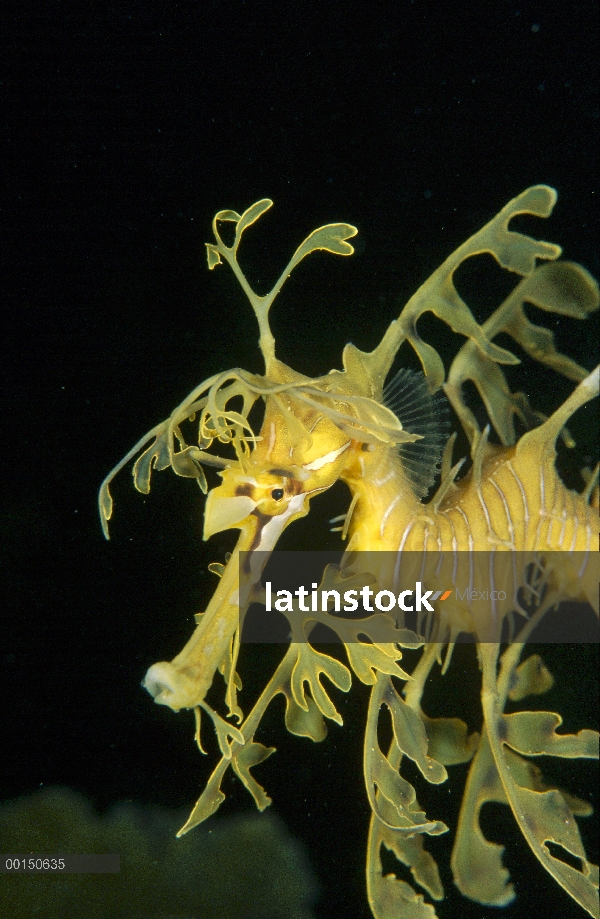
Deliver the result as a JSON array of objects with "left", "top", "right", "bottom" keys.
[{"left": 98, "top": 199, "right": 414, "bottom": 714}]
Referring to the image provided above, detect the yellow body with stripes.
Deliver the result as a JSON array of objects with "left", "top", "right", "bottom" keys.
[{"left": 100, "top": 188, "right": 599, "bottom": 918}]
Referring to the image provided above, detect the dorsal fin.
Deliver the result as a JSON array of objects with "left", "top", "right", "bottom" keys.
[{"left": 383, "top": 368, "right": 449, "bottom": 497}]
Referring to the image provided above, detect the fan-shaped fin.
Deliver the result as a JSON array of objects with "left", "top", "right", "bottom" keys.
[{"left": 383, "top": 368, "right": 449, "bottom": 497}]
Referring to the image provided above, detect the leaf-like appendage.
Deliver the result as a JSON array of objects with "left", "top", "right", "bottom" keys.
[
  {"left": 201, "top": 701, "right": 245, "bottom": 760},
  {"left": 352, "top": 185, "right": 576, "bottom": 404},
  {"left": 367, "top": 870, "right": 440, "bottom": 919},
  {"left": 234, "top": 198, "right": 273, "bottom": 238},
  {"left": 231, "top": 741, "right": 276, "bottom": 810},
  {"left": 170, "top": 446, "right": 208, "bottom": 490},
  {"left": 479, "top": 643, "right": 600, "bottom": 918},
  {"left": 291, "top": 222, "right": 357, "bottom": 264},
  {"left": 283, "top": 687, "right": 327, "bottom": 742},
  {"left": 383, "top": 680, "right": 447, "bottom": 785},
  {"left": 367, "top": 741, "right": 419, "bottom": 821},
  {"left": 206, "top": 243, "right": 222, "bottom": 269},
  {"left": 290, "top": 644, "right": 351, "bottom": 725},
  {"left": 422, "top": 716, "right": 479, "bottom": 766},
  {"left": 376, "top": 793, "right": 445, "bottom": 901},
  {"left": 363, "top": 677, "right": 448, "bottom": 836},
  {"left": 345, "top": 641, "right": 411, "bottom": 685},
  {"left": 177, "top": 765, "right": 227, "bottom": 836},
  {"left": 98, "top": 482, "right": 113, "bottom": 540},
  {"left": 132, "top": 435, "right": 171, "bottom": 493},
  {"left": 446, "top": 259, "right": 599, "bottom": 448},
  {"left": 451, "top": 734, "right": 516, "bottom": 907},
  {"left": 503, "top": 711, "right": 599, "bottom": 759}
]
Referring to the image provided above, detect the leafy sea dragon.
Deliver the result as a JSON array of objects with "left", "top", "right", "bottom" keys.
[{"left": 100, "top": 187, "right": 599, "bottom": 918}]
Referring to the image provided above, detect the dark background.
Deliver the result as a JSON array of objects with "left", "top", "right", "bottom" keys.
[{"left": 1, "top": 2, "right": 598, "bottom": 918}]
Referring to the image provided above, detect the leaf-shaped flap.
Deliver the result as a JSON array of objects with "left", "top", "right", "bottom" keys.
[
  {"left": 283, "top": 687, "right": 327, "bottom": 742},
  {"left": 234, "top": 199, "right": 273, "bottom": 238},
  {"left": 98, "top": 481, "right": 113, "bottom": 540},
  {"left": 422, "top": 716, "right": 480, "bottom": 766},
  {"left": 508, "top": 653, "right": 554, "bottom": 701},
  {"left": 503, "top": 746, "right": 593, "bottom": 817},
  {"left": 487, "top": 185, "right": 561, "bottom": 272},
  {"left": 133, "top": 436, "right": 171, "bottom": 493},
  {"left": 449, "top": 347, "right": 525, "bottom": 447},
  {"left": 200, "top": 702, "right": 245, "bottom": 760},
  {"left": 208, "top": 561, "right": 225, "bottom": 578},
  {"left": 451, "top": 734, "right": 516, "bottom": 907},
  {"left": 369, "top": 742, "right": 421, "bottom": 819},
  {"left": 344, "top": 640, "right": 412, "bottom": 686},
  {"left": 206, "top": 243, "right": 222, "bottom": 269},
  {"left": 170, "top": 446, "right": 208, "bottom": 490},
  {"left": 519, "top": 259, "right": 599, "bottom": 319},
  {"left": 383, "top": 681, "right": 447, "bottom": 784},
  {"left": 387, "top": 838, "right": 444, "bottom": 901},
  {"left": 290, "top": 644, "right": 352, "bottom": 725},
  {"left": 356, "top": 185, "right": 563, "bottom": 399},
  {"left": 340, "top": 343, "right": 383, "bottom": 399},
  {"left": 177, "top": 762, "right": 228, "bottom": 836},
  {"left": 445, "top": 259, "right": 598, "bottom": 448},
  {"left": 479, "top": 645, "right": 599, "bottom": 917},
  {"left": 291, "top": 222, "right": 357, "bottom": 265},
  {"left": 231, "top": 741, "right": 276, "bottom": 811},
  {"left": 376, "top": 793, "right": 445, "bottom": 900},
  {"left": 367, "top": 871, "right": 439, "bottom": 919},
  {"left": 510, "top": 783, "right": 599, "bottom": 916},
  {"left": 502, "top": 710, "right": 599, "bottom": 759}
]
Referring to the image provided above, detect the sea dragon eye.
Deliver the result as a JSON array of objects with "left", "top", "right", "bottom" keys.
[{"left": 271, "top": 488, "right": 284, "bottom": 501}]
